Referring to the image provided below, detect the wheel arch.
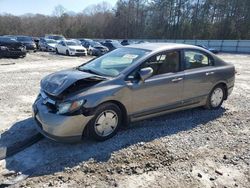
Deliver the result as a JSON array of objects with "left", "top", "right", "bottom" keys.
[
  {"left": 82, "top": 100, "right": 129, "bottom": 139},
  {"left": 99, "top": 100, "right": 129, "bottom": 127}
]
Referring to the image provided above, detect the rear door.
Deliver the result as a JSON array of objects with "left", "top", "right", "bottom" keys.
[{"left": 182, "top": 49, "right": 216, "bottom": 104}]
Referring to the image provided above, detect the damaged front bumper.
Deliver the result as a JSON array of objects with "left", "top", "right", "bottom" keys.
[{"left": 32, "top": 96, "right": 93, "bottom": 143}]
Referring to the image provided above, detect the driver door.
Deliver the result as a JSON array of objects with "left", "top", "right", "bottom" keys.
[{"left": 127, "top": 50, "right": 184, "bottom": 117}]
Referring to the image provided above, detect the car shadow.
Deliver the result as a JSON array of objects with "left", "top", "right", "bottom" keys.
[{"left": 1, "top": 107, "right": 226, "bottom": 181}]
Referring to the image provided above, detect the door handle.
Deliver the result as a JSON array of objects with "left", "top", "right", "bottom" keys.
[
  {"left": 206, "top": 71, "right": 214, "bottom": 76},
  {"left": 172, "top": 77, "right": 183, "bottom": 82}
]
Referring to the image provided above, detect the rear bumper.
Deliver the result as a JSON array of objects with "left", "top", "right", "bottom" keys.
[{"left": 33, "top": 97, "right": 93, "bottom": 143}]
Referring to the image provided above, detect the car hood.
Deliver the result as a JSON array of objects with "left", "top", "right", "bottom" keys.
[
  {"left": 48, "top": 43, "right": 56, "bottom": 48},
  {"left": 93, "top": 45, "right": 107, "bottom": 49},
  {"left": 21, "top": 41, "right": 35, "bottom": 45},
  {"left": 68, "top": 45, "right": 85, "bottom": 50},
  {"left": 41, "top": 69, "right": 106, "bottom": 97},
  {"left": 0, "top": 41, "right": 23, "bottom": 48}
]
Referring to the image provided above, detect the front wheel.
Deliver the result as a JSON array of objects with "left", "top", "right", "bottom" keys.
[
  {"left": 56, "top": 48, "right": 59, "bottom": 54},
  {"left": 87, "top": 103, "right": 122, "bottom": 141},
  {"left": 66, "top": 50, "right": 70, "bottom": 56},
  {"left": 205, "top": 85, "right": 225, "bottom": 109}
]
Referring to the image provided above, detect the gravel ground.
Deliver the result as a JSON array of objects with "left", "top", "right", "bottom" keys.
[{"left": 0, "top": 52, "right": 249, "bottom": 188}]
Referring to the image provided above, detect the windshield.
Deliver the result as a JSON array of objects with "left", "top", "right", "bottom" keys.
[
  {"left": 16, "top": 36, "right": 32, "bottom": 42},
  {"left": 90, "top": 41, "right": 101, "bottom": 46},
  {"left": 46, "top": 39, "right": 57, "bottom": 44},
  {"left": 78, "top": 48, "right": 150, "bottom": 77},
  {"left": 66, "top": 41, "right": 78, "bottom": 46}
]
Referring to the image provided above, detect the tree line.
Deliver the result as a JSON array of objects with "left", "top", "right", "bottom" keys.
[{"left": 0, "top": 0, "right": 249, "bottom": 39}]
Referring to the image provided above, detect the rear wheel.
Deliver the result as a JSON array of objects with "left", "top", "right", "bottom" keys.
[
  {"left": 87, "top": 103, "right": 122, "bottom": 141},
  {"left": 205, "top": 85, "right": 225, "bottom": 109}
]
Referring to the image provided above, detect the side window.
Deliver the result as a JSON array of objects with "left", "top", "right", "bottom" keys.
[
  {"left": 143, "top": 51, "right": 180, "bottom": 76},
  {"left": 184, "top": 50, "right": 212, "bottom": 69}
]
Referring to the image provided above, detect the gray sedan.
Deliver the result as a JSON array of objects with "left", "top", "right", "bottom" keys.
[{"left": 33, "top": 43, "right": 235, "bottom": 142}]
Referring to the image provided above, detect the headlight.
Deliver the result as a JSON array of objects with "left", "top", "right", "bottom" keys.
[
  {"left": 57, "top": 99, "right": 85, "bottom": 114},
  {"left": 69, "top": 48, "right": 75, "bottom": 51}
]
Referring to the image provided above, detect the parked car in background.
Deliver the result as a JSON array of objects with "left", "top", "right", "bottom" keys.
[
  {"left": 121, "top": 39, "right": 130, "bottom": 46},
  {"left": 33, "top": 43, "right": 235, "bottom": 142},
  {"left": 196, "top": 45, "right": 219, "bottom": 54},
  {"left": 78, "top": 38, "right": 94, "bottom": 49},
  {"left": 102, "top": 40, "right": 123, "bottom": 51},
  {"left": 45, "top": 34, "right": 66, "bottom": 42},
  {"left": 0, "top": 36, "right": 26, "bottom": 58},
  {"left": 87, "top": 41, "right": 109, "bottom": 56},
  {"left": 55, "top": 40, "right": 87, "bottom": 56},
  {"left": 39, "top": 38, "right": 57, "bottom": 52},
  {"left": 9, "top": 35, "right": 37, "bottom": 52}
]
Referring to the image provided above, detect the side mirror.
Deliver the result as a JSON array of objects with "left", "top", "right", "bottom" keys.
[{"left": 138, "top": 67, "right": 153, "bottom": 82}]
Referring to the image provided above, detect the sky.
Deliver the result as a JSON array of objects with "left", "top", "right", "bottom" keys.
[{"left": 0, "top": 0, "right": 118, "bottom": 16}]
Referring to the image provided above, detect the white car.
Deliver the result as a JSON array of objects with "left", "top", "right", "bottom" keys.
[{"left": 56, "top": 40, "right": 87, "bottom": 56}]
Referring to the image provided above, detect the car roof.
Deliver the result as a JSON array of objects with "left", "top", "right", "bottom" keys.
[{"left": 126, "top": 42, "right": 202, "bottom": 51}]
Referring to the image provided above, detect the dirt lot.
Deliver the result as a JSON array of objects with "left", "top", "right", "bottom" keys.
[{"left": 0, "top": 52, "right": 249, "bottom": 187}]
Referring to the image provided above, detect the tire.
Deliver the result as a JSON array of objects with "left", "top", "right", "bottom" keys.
[
  {"left": 66, "top": 50, "right": 70, "bottom": 56},
  {"left": 56, "top": 48, "right": 59, "bottom": 54},
  {"left": 87, "top": 103, "right": 122, "bottom": 141},
  {"left": 205, "top": 85, "right": 225, "bottom": 109}
]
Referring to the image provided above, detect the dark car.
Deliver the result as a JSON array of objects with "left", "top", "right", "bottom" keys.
[
  {"left": 196, "top": 45, "right": 219, "bottom": 54},
  {"left": 39, "top": 38, "right": 57, "bottom": 52},
  {"left": 14, "top": 36, "right": 37, "bottom": 52},
  {"left": 121, "top": 39, "right": 130, "bottom": 46},
  {"left": 78, "top": 39, "right": 94, "bottom": 49},
  {"left": 87, "top": 41, "right": 109, "bottom": 56},
  {"left": 102, "top": 40, "right": 123, "bottom": 51},
  {"left": 0, "top": 37, "right": 26, "bottom": 58},
  {"left": 33, "top": 43, "right": 235, "bottom": 142}
]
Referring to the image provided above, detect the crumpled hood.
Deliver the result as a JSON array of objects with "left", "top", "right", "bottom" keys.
[{"left": 41, "top": 69, "right": 104, "bottom": 96}]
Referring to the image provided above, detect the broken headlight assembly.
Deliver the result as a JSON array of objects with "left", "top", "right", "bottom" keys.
[{"left": 57, "top": 99, "right": 85, "bottom": 115}]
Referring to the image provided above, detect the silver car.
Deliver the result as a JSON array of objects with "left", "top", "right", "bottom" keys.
[{"left": 33, "top": 43, "right": 235, "bottom": 142}]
